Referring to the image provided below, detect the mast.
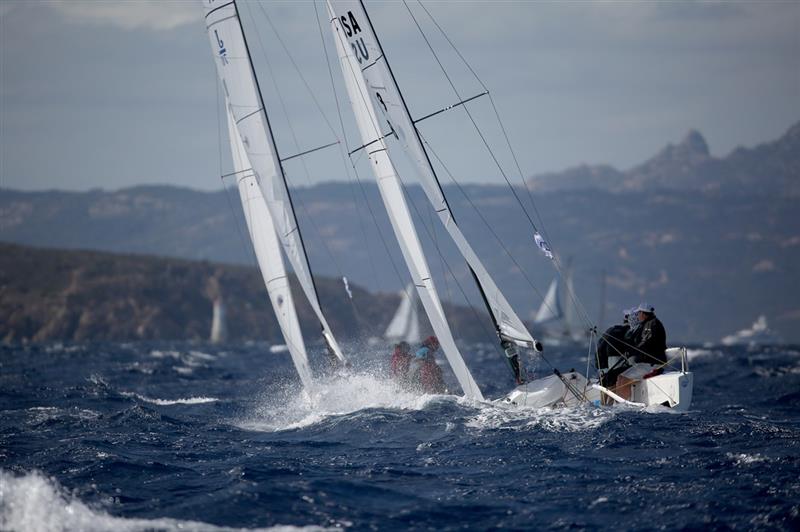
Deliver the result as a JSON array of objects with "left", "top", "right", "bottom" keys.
[
  {"left": 203, "top": 0, "right": 347, "bottom": 365},
  {"left": 327, "top": 1, "right": 484, "bottom": 399},
  {"left": 326, "top": 2, "right": 541, "bottom": 357}
]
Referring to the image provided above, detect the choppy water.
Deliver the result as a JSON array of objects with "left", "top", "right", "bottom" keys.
[{"left": 1, "top": 341, "right": 798, "bottom": 531}]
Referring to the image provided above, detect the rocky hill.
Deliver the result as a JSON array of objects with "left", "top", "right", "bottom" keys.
[
  {"left": 527, "top": 121, "right": 800, "bottom": 195},
  {"left": 2, "top": 123, "right": 799, "bottom": 343},
  {"left": 0, "top": 243, "right": 491, "bottom": 344}
]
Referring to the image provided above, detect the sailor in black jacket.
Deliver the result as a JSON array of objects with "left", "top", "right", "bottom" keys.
[{"left": 629, "top": 303, "right": 667, "bottom": 366}]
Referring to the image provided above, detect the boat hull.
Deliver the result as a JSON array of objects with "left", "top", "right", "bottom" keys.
[{"left": 496, "top": 347, "right": 694, "bottom": 411}]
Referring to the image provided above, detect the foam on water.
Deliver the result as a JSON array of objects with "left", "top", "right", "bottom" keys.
[
  {"left": 120, "top": 392, "right": 219, "bottom": 406},
  {"left": 239, "top": 371, "right": 449, "bottom": 432},
  {"left": 0, "top": 470, "right": 325, "bottom": 532},
  {"left": 465, "top": 402, "right": 616, "bottom": 433}
]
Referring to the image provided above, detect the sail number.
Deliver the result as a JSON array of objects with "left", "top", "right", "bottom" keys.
[{"left": 340, "top": 11, "right": 369, "bottom": 65}]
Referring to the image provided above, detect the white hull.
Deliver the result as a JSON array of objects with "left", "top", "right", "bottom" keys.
[{"left": 496, "top": 347, "right": 694, "bottom": 411}]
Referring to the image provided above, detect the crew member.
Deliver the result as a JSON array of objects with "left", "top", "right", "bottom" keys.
[
  {"left": 390, "top": 341, "right": 412, "bottom": 386},
  {"left": 616, "top": 303, "right": 667, "bottom": 400},
  {"left": 409, "top": 336, "right": 446, "bottom": 394}
]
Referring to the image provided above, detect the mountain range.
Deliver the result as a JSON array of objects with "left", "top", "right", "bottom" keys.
[{"left": 1, "top": 122, "right": 798, "bottom": 343}]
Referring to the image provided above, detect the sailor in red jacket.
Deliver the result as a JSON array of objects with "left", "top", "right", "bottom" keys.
[
  {"left": 390, "top": 341, "right": 412, "bottom": 386},
  {"left": 408, "top": 336, "right": 447, "bottom": 394}
]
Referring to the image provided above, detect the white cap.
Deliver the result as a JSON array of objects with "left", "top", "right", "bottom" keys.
[{"left": 636, "top": 302, "right": 655, "bottom": 314}]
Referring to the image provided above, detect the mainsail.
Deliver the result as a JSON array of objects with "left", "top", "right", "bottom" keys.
[
  {"left": 328, "top": 3, "right": 483, "bottom": 399},
  {"left": 384, "top": 285, "right": 421, "bottom": 345},
  {"left": 326, "top": 1, "right": 540, "bottom": 351},
  {"left": 204, "top": 0, "right": 346, "bottom": 365},
  {"left": 224, "top": 105, "right": 314, "bottom": 390}
]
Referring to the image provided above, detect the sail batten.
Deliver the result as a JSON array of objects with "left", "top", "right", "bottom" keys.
[{"left": 204, "top": 0, "right": 347, "bottom": 366}]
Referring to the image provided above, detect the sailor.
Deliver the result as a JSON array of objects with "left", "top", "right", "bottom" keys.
[
  {"left": 596, "top": 309, "right": 633, "bottom": 393},
  {"left": 614, "top": 303, "right": 667, "bottom": 400},
  {"left": 390, "top": 341, "right": 412, "bottom": 385},
  {"left": 628, "top": 303, "right": 667, "bottom": 366},
  {"left": 597, "top": 309, "right": 631, "bottom": 371},
  {"left": 408, "top": 336, "right": 446, "bottom": 394}
]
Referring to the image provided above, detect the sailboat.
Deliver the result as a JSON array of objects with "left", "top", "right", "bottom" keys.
[
  {"left": 203, "top": 0, "right": 349, "bottom": 391},
  {"left": 201, "top": 0, "right": 693, "bottom": 410},
  {"left": 384, "top": 284, "right": 421, "bottom": 346},
  {"left": 325, "top": 1, "right": 693, "bottom": 410},
  {"left": 533, "top": 268, "right": 584, "bottom": 345}
]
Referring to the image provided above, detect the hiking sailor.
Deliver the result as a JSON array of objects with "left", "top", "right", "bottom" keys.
[
  {"left": 596, "top": 309, "right": 633, "bottom": 403},
  {"left": 408, "top": 336, "right": 447, "bottom": 394},
  {"left": 615, "top": 303, "right": 668, "bottom": 401}
]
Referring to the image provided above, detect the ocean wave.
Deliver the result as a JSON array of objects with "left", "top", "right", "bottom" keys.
[
  {"left": 120, "top": 392, "right": 219, "bottom": 405},
  {"left": 686, "top": 348, "right": 721, "bottom": 360},
  {"left": 0, "top": 470, "right": 328, "bottom": 532}
]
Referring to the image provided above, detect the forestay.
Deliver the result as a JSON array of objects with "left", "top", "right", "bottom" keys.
[
  {"left": 328, "top": 2, "right": 483, "bottom": 399},
  {"left": 327, "top": 1, "right": 539, "bottom": 350},
  {"left": 224, "top": 105, "right": 314, "bottom": 390},
  {"left": 204, "top": 0, "right": 345, "bottom": 363}
]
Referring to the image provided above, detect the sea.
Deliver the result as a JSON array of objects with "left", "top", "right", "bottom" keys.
[{"left": 1, "top": 341, "right": 798, "bottom": 531}]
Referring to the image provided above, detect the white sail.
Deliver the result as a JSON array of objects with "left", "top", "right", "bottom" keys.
[
  {"left": 533, "top": 278, "right": 562, "bottom": 325},
  {"left": 328, "top": 3, "right": 483, "bottom": 399},
  {"left": 225, "top": 106, "right": 314, "bottom": 390},
  {"left": 384, "top": 284, "right": 421, "bottom": 344},
  {"left": 210, "top": 297, "right": 227, "bottom": 344},
  {"left": 204, "top": 0, "right": 346, "bottom": 364},
  {"left": 326, "top": 1, "right": 538, "bottom": 350}
]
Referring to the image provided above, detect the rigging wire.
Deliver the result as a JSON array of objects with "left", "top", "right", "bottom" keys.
[
  {"left": 313, "top": 0, "right": 418, "bottom": 308},
  {"left": 241, "top": 1, "right": 372, "bottom": 330},
  {"left": 320, "top": 1, "right": 502, "bottom": 353},
  {"left": 406, "top": 0, "right": 596, "bottom": 332}
]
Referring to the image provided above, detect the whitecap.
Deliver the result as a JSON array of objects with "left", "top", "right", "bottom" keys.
[
  {"left": 149, "top": 349, "right": 181, "bottom": 359},
  {"left": 0, "top": 470, "right": 330, "bottom": 532},
  {"left": 120, "top": 392, "right": 218, "bottom": 406},
  {"left": 686, "top": 348, "right": 721, "bottom": 360},
  {"left": 727, "top": 452, "right": 768, "bottom": 465}
]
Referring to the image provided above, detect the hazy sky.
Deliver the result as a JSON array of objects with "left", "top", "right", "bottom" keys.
[{"left": 1, "top": 0, "right": 798, "bottom": 192}]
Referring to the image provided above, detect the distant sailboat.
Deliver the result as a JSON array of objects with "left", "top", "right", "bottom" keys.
[
  {"left": 384, "top": 285, "right": 421, "bottom": 345},
  {"left": 533, "top": 266, "right": 584, "bottom": 343},
  {"left": 209, "top": 297, "right": 227, "bottom": 344}
]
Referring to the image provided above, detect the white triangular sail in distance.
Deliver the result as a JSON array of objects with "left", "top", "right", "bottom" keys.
[
  {"left": 328, "top": 3, "right": 483, "bottom": 399},
  {"left": 533, "top": 278, "right": 562, "bottom": 326},
  {"left": 327, "top": 1, "right": 539, "bottom": 350},
  {"left": 204, "top": 0, "right": 346, "bottom": 365},
  {"left": 384, "top": 285, "right": 421, "bottom": 345},
  {"left": 224, "top": 105, "right": 314, "bottom": 390}
]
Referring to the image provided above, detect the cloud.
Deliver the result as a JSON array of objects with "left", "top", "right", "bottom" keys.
[{"left": 48, "top": 1, "right": 200, "bottom": 31}]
